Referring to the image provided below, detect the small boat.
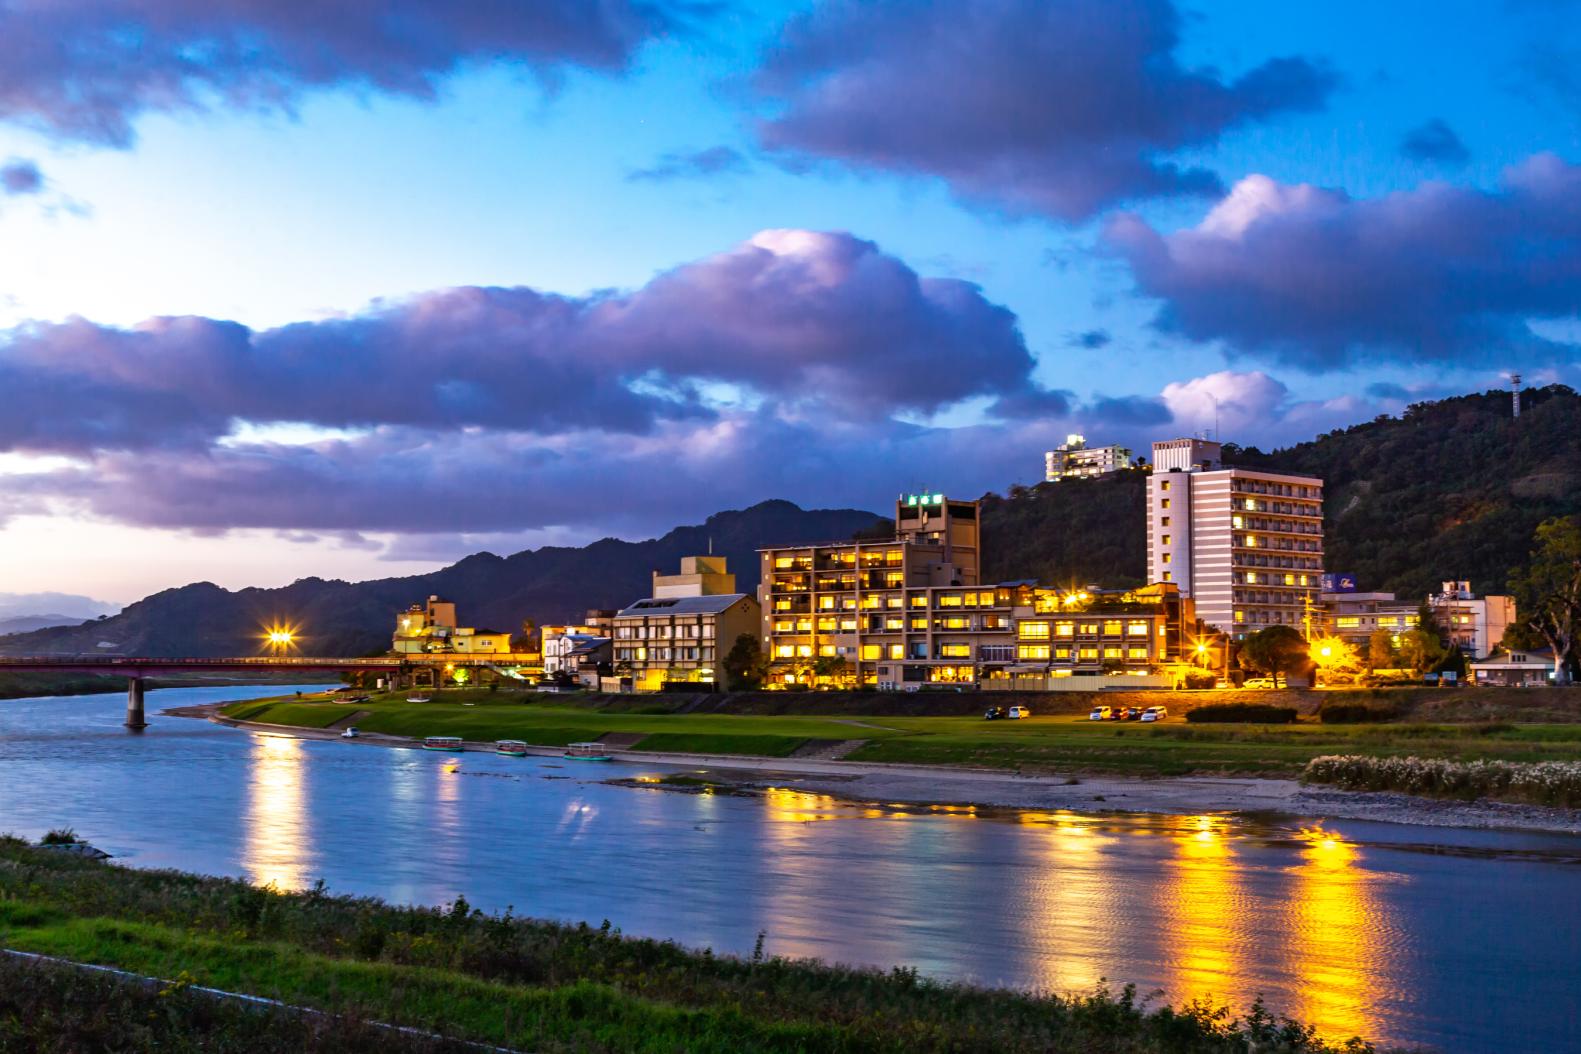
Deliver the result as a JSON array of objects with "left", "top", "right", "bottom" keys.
[
  {"left": 407, "top": 695, "right": 433, "bottom": 703},
  {"left": 341, "top": 726, "right": 360, "bottom": 739},
  {"left": 495, "top": 739, "right": 528, "bottom": 757},
  {"left": 563, "top": 741, "right": 613, "bottom": 761},
  {"left": 423, "top": 736, "right": 464, "bottom": 752}
]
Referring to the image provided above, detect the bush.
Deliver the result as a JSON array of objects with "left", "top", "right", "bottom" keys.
[
  {"left": 1185, "top": 703, "right": 1298, "bottom": 724},
  {"left": 1318, "top": 703, "right": 1399, "bottom": 724},
  {"left": 1303, "top": 754, "right": 1581, "bottom": 807},
  {"left": 1180, "top": 671, "right": 1216, "bottom": 690}
]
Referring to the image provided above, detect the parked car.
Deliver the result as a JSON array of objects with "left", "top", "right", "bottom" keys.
[
  {"left": 1242, "top": 677, "right": 1276, "bottom": 689},
  {"left": 340, "top": 726, "right": 360, "bottom": 739},
  {"left": 1120, "top": 707, "right": 1143, "bottom": 721},
  {"left": 983, "top": 706, "right": 1007, "bottom": 720},
  {"left": 1140, "top": 706, "right": 1168, "bottom": 723},
  {"left": 1089, "top": 706, "right": 1113, "bottom": 721},
  {"left": 1007, "top": 705, "right": 1031, "bottom": 720}
]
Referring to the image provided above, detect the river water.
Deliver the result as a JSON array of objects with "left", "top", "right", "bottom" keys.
[{"left": 1, "top": 686, "right": 1578, "bottom": 1053}]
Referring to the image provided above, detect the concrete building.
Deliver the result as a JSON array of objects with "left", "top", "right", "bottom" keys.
[
  {"left": 1044, "top": 435, "right": 1133, "bottom": 482},
  {"left": 1147, "top": 438, "right": 1324, "bottom": 638},
  {"left": 392, "top": 596, "right": 513, "bottom": 655},
  {"left": 1430, "top": 581, "right": 1516, "bottom": 660},
  {"left": 1470, "top": 649, "right": 1555, "bottom": 686},
  {"left": 1321, "top": 592, "right": 1420, "bottom": 648},
  {"left": 541, "top": 615, "right": 614, "bottom": 682},
  {"left": 611, "top": 556, "right": 759, "bottom": 690},
  {"left": 758, "top": 494, "right": 980, "bottom": 685}
]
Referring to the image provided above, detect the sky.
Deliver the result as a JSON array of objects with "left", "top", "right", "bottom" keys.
[{"left": 0, "top": 0, "right": 1576, "bottom": 606}]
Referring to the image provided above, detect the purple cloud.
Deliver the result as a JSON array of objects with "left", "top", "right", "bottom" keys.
[
  {"left": 754, "top": 0, "right": 1334, "bottom": 220},
  {"left": 1400, "top": 119, "right": 1470, "bottom": 165},
  {"left": 0, "top": 158, "right": 41, "bottom": 195},
  {"left": 0, "top": 230, "right": 1064, "bottom": 455},
  {"left": 0, "top": 0, "right": 687, "bottom": 146},
  {"left": 627, "top": 145, "right": 750, "bottom": 182},
  {"left": 1107, "top": 154, "right": 1581, "bottom": 369}
]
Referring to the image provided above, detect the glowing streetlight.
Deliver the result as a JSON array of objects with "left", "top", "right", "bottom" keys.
[{"left": 262, "top": 623, "right": 299, "bottom": 655}]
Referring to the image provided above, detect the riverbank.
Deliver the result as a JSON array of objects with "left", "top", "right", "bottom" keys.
[
  {"left": 187, "top": 699, "right": 1581, "bottom": 834},
  {"left": 0, "top": 837, "right": 1399, "bottom": 1053}
]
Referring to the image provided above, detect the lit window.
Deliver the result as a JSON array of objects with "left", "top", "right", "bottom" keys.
[
  {"left": 774, "top": 644, "right": 795, "bottom": 658},
  {"left": 1337, "top": 617, "right": 1360, "bottom": 628},
  {"left": 1078, "top": 647, "right": 1099, "bottom": 660},
  {"left": 1128, "top": 647, "right": 1148, "bottom": 660},
  {"left": 1159, "top": 480, "right": 1171, "bottom": 492},
  {"left": 938, "top": 594, "right": 964, "bottom": 607},
  {"left": 818, "top": 596, "right": 835, "bottom": 610},
  {"left": 860, "top": 644, "right": 881, "bottom": 661},
  {"left": 1161, "top": 571, "right": 1172, "bottom": 582},
  {"left": 940, "top": 616, "right": 969, "bottom": 629},
  {"left": 910, "top": 595, "right": 928, "bottom": 608},
  {"left": 1234, "top": 610, "right": 1245, "bottom": 622},
  {"left": 1019, "top": 621, "right": 1051, "bottom": 640},
  {"left": 1018, "top": 644, "right": 1051, "bottom": 660},
  {"left": 819, "top": 645, "right": 837, "bottom": 657},
  {"left": 1103, "top": 620, "right": 1123, "bottom": 636},
  {"left": 796, "top": 645, "right": 812, "bottom": 658},
  {"left": 1161, "top": 552, "right": 1172, "bottom": 564},
  {"left": 1245, "top": 572, "right": 1259, "bottom": 584},
  {"left": 774, "top": 556, "right": 795, "bottom": 569},
  {"left": 1055, "top": 621, "right": 1074, "bottom": 637},
  {"left": 1161, "top": 516, "right": 1171, "bottom": 527},
  {"left": 1161, "top": 534, "right": 1171, "bottom": 545},
  {"left": 1245, "top": 535, "right": 1259, "bottom": 548},
  {"left": 940, "top": 643, "right": 970, "bottom": 658},
  {"left": 1232, "top": 515, "right": 1244, "bottom": 529},
  {"left": 887, "top": 644, "right": 904, "bottom": 660},
  {"left": 1160, "top": 498, "right": 1171, "bottom": 509},
  {"left": 1127, "top": 620, "right": 1148, "bottom": 636},
  {"left": 1104, "top": 646, "right": 1122, "bottom": 659}
]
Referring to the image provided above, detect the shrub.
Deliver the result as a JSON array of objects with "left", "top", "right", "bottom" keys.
[
  {"left": 1303, "top": 754, "right": 1581, "bottom": 807},
  {"left": 1185, "top": 703, "right": 1298, "bottom": 724},
  {"left": 1318, "top": 703, "right": 1399, "bottom": 724},
  {"left": 1180, "top": 671, "right": 1217, "bottom": 690}
]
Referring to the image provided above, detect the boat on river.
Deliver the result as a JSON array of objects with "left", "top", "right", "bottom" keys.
[
  {"left": 563, "top": 741, "right": 612, "bottom": 761},
  {"left": 495, "top": 740, "right": 528, "bottom": 757},
  {"left": 422, "top": 735, "right": 463, "bottom": 752},
  {"left": 407, "top": 695, "right": 433, "bottom": 703}
]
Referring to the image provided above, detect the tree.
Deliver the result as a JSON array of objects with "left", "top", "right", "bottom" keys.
[
  {"left": 1238, "top": 625, "right": 1308, "bottom": 687},
  {"left": 1508, "top": 515, "right": 1581, "bottom": 684},
  {"left": 1310, "top": 636, "right": 1365, "bottom": 685},
  {"left": 721, "top": 633, "right": 769, "bottom": 691},
  {"left": 514, "top": 618, "right": 539, "bottom": 654},
  {"left": 1397, "top": 625, "right": 1447, "bottom": 676},
  {"left": 1367, "top": 629, "right": 1397, "bottom": 672},
  {"left": 810, "top": 653, "right": 850, "bottom": 687}
]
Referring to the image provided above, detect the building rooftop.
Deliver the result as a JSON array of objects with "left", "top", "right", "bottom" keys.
[{"left": 616, "top": 593, "right": 752, "bottom": 617}]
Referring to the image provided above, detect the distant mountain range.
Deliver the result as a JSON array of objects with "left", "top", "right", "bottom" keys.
[
  {"left": 2, "top": 386, "right": 1574, "bottom": 660},
  {"left": 0, "top": 501, "right": 888, "bottom": 658},
  {"left": 0, "top": 614, "right": 103, "bottom": 636}
]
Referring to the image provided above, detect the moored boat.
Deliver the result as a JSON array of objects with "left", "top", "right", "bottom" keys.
[
  {"left": 407, "top": 695, "right": 433, "bottom": 703},
  {"left": 563, "top": 741, "right": 612, "bottom": 761},
  {"left": 495, "top": 739, "right": 528, "bottom": 757},
  {"left": 423, "top": 735, "right": 463, "bottom": 752}
]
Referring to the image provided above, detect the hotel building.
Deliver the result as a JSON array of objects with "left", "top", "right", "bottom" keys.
[
  {"left": 392, "top": 596, "right": 514, "bottom": 655},
  {"left": 1044, "top": 434, "right": 1133, "bottom": 481},
  {"left": 1147, "top": 438, "right": 1324, "bottom": 638},
  {"left": 611, "top": 556, "right": 760, "bottom": 691}
]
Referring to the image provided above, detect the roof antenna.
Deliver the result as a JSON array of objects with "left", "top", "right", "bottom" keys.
[
  {"left": 1511, "top": 372, "right": 1522, "bottom": 419},
  {"left": 708, "top": 535, "right": 714, "bottom": 555}
]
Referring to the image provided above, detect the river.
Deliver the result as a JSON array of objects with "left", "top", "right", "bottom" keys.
[{"left": 1, "top": 685, "right": 1578, "bottom": 1053}]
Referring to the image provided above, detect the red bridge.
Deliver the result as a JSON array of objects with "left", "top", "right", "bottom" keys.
[{"left": 0, "top": 655, "right": 534, "bottom": 729}]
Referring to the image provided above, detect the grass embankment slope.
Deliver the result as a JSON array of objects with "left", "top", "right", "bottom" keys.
[
  {"left": 0, "top": 839, "right": 1394, "bottom": 1053},
  {"left": 224, "top": 687, "right": 1581, "bottom": 778}
]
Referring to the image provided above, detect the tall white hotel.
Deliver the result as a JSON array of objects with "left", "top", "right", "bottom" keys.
[{"left": 1146, "top": 438, "right": 1325, "bottom": 638}]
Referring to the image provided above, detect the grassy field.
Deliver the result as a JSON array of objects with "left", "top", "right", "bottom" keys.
[
  {"left": 0, "top": 838, "right": 1394, "bottom": 1053},
  {"left": 223, "top": 688, "right": 1581, "bottom": 778}
]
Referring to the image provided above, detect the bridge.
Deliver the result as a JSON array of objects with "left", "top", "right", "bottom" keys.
[{"left": 0, "top": 654, "right": 539, "bottom": 730}]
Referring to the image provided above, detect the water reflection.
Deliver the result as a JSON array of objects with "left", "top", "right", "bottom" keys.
[
  {"left": 1018, "top": 812, "right": 1117, "bottom": 994},
  {"left": 242, "top": 734, "right": 311, "bottom": 889},
  {"left": 1163, "top": 815, "right": 1243, "bottom": 1004},
  {"left": 1285, "top": 828, "right": 1391, "bottom": 1044}
]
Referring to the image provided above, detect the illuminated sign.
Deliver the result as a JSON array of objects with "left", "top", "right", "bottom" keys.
[
  {"left": 904, "top": 493, "right": 945, "bottom": 506},
  {"left": 1321, "top": 572, "right": 1358, "bottom": 593}
]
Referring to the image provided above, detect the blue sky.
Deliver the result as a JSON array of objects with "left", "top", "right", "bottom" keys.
[{"left": 0, "top": 0, "right": 1575, "bottom": 603}]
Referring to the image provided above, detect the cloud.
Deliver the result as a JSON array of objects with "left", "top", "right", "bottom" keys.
[
  {"left": 0, "top": 0, "right": 688, "bottom": 146},
  {"left": 1158, "top": 370, "right": 1397, "bottom": 447},
  {"left": 0, "top": 158, "right": 41, "bottom": 195},
  {"left": 1070, "top": 329, "right": 1112, "bottom": 349},
  {"left": 753, "top": 0, "right": 1334, "bottom": 220},
  {"left": 1106, "top": 153, "right": 1581, "bottom": 370},
  {"left": 627, "top": 145, "right": 750, "bottom": 182},
  {"left": 1400, "top": 119, "right": 1470, "bottom": 164},
  {"left": 0, "top": 229, "right": 1065, "bottom": 455}
]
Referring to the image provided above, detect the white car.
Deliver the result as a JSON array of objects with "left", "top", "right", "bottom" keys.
[
  {"left": 1007, "top": 705, "right": 1031, "bottom": 720},
  {"left": 1139, "top": 706, "right": 1167, "bottom": 723},
  {"left": 341, "top": 726, "right": 360, "bottom": 739},
  {"left": 1241, "top": 678, "right": 1276, "bottom": 689}
]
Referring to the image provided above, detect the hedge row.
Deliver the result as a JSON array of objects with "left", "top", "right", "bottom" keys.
[
  {"left": 1184, "top": 703, "right": 1298, "bottom": 724},
  {"left": 1317, "top": 703, "right": 1400, "bottom": 724},
  {"left": 1303, "top": 754, "right": 1581, "bottom": 807}
]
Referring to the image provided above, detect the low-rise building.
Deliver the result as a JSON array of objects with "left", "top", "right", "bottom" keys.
[
  {"left": 1045, "top": 435, "right": 1133, "bottom": 481},
  {"left": 612, "top": 556, "right": 760, "bottom": 691},
  {"left": 1470, "top": 649, "right": 1555, "bottom": 687},
  {"left": 1321, "top": 591, "right": 1420, "bottom": 648},
  {"left": 1430, "top": 581, "right": 1515, "bottom": 660},
  {"left": 542, "top": 616, "right": 614, "bottom": 682},
  {"left": 392, "top": 595, "right": 513, "bottom": 655}
]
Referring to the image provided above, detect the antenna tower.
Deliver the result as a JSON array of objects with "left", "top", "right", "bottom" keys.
[{"left": 1511, "top": 373, "right": 1522, "bottom": 419}]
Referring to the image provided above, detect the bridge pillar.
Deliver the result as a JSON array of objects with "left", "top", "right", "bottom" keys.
[{"left": 125, "top": 677, "right": 147, "bottom": 731}]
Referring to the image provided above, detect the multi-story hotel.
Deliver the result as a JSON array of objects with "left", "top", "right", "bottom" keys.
[
  {"left": 1323, "top": 580, "right": 1515, "bottom": 660},
  {"left": 1147, "top": 438, "right": 1324, "bottom": 638},
  {"left": 759, "top": 494, "right": 1198, "bottom": 686},
  {"left": 392, "top": 595, "right": 514, "bottom": 655},
  {"left": 1044, "top": 434, "right": 1133, "bottom": 481},
  {"left": 611, "top": 556, "right": 760, "bottom": 691}
]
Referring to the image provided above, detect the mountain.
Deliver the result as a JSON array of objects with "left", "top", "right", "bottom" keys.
[
  {"left": 979, "top": 385, "right": 1581, "bottom": 601},
  {"left": 0, "top": 614, "right": 103, "bottom": 636},
  {"left": 0, "top": 501, "right": 887, "bottom": 658},
  {"left": 0, "top": 592, "right": 117, "bottom": 621}
]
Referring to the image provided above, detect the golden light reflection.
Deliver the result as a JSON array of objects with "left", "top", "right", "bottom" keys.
[
  {"left": 1161, "top": 814, "right": 1242, "bottom": 1004},
  {"left": 242, "top": 734, "right": 310, "bottom": 890},
  {"left": 1285, "top": 828, "right": 1385, "bottom": 1045},
  {"left": 1017, "top": 811, "right": 1115, "bottom": 993}
]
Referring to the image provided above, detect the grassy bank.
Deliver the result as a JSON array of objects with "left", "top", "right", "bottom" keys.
[
  {"left": 223, "top": 688, "right": 1581, "bottom": 778},
  {"left": 0, "top": 838, "right": 1392, "bottom": 1053}
]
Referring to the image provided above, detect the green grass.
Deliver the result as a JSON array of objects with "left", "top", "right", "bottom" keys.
[
  {"left": 0, "top": 839, "right": 1391, "bottom": 1053},
  {"left": 222, "top": 692, "right": 1581, "bottom": 778}
]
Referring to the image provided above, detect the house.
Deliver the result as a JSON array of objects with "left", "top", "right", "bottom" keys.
[
  {"left": 391, "top": 595, "right": 513, "bottom": 655},
  {"left": 1469, "top": 649, "right": 1556, "bottom": 687},
  {"left": 612, "top": 556, "right": 761, "bottom": 691}
]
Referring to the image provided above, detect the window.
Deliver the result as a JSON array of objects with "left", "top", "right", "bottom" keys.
[
  {"left": 860, "top": 644, "right": 881, "bottom": 661},
  {"left": 773, "top": 619, "right": 794, "bottom": 632},
  {"left": 1078, "top": 622, "right": 1100, "bottom": 635},
  {"left": 1128, "top": 647, "right": 1148, "bottom": 660},
  {"left": 1055, "top": 621, "right": 1074, "bottom": 637},
  {"left": 1245, "top": 535, "right": 1259, "bottom": 548},
  {"left": 939, "top": 643, "right": 970, "bottom": 658},
  {"left": 1161, "top": 516, "right": 1171, "bottom": 527},
  {"left": 884, "top": 572, "right": 904, "bottom": 588},
  {"left": 1159, "top": 480, "right": 1171, "bottom": 491},
  {"left": 840, "top": 617, "right": 857, "bottom": 632},
  {"left": 1127, "top": 620, "right": 1148, "bottom": 636},
  {"left": 1245, "top": 572, "right": 1259, "bottom": 584},
  {"left": 1103, "top": 647, "right": 1122, "bottom": 659},
  {"left": 774, "top": 556, "right": 795, "bottom": 569},
  {"left": 1053, "top": 646, "right": 1071, "bottom": 659},
  {"left": 1284, "top": 573, "right": 1296, "bottom": 585},
  {"left": 939, "top": 616, "right": 969, "bottom": 630},
  {"left": 909, "top": 617, "right": 928, "bottom": 631},
  {"left": 1337, "top": 617, "right": 1360, "bottom": 628},
  {"left": 1160, "top": 498, "right": 1171, "bottom": 509},
  {"left": 1019, "top": 621, "right": 1051, "bottom": 640},
  {"left": 1018, "top": 644, "right": 1050, "bottom": 660},
  {"left": 774, "top": 644, "right": 795, "bottom": 658},
  {"left": 1234, "top": 610, "right": 1245, "bottom": 623},
  {"left": 1161, "top": 571, "right": 1172, "bottom": 582},
  {"left": 887, "top": 644, "right": 904, "bottom": 660},
  {"left": 910, "top": 595, "right": 928, "bottom": 608},
  {"left": 860, "top": 595, "right": 880, "bottom": 609},
  {"left": 818, "top": 596, "right": 835, "bottom": 611},
  {"left": 1161, "top": 552, "right": 1172, "bottom": 564},
  {"left": 884, "top": 616, "right": 903, "bottom": 631},
  {"left": 1102, "top": 620, "right": 1123, "bottom": 636},
  {"left": 937, "top": 594, "right": 964, "bottom": 607},
  {"left": 816, "top": 617, "right": 837, "bottom": 632},
  {"left": 1161, "top": 534, "right": 1171, "bottom": 546},
  {"left": 886, "top": 596, "right": 904, "bottom": 609},
  {"left": 1079, "top": 647, "right": 1099, "bottom": 660},
  {"left": 796, "top": 645, "right": 812, "bottom": 658},
  {"left": 819, "top": 645, "right": 837, "bottom": 657}
]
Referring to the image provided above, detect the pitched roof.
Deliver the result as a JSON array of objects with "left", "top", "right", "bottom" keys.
[{"left": 615, "top": 593, "right": 753, "bottom": 617}]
